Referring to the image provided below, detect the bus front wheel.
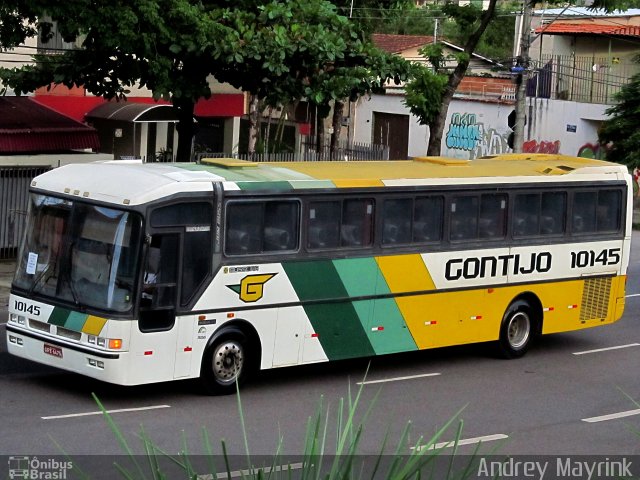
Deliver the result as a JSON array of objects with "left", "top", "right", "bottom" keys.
[
  {"left": 200, "top": 329, "right": 249, "bottom": 395},
  {"left": 498, "top": 300, "right": 534, "bottom": 359}
]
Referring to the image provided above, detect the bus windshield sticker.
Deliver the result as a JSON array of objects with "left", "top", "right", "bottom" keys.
[{"left": 26, "top": 252, "right": 38, "bottom": 275}]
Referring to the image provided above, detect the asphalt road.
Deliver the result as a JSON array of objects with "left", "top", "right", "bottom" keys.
[{"left": 1, "top": 235, "right": 640, "bottom": 474}]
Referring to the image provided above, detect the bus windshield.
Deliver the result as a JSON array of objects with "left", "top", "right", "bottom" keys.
[{"left": 13, "top": 194, "right": 143, "bottom": 313}]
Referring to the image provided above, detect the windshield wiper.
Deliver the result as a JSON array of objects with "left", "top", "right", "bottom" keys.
[{"left": 28, "top": 262, "right": 55, "bottom": 296}]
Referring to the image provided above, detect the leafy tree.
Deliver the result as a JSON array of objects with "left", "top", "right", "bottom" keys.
[
  {"left": 398, "top": 0, "right": 627, "bottom": 156},
  {"left": 1, "top": 1, "right": 237, "bottom": 161},
  {"left": 403, "top": 0, "right": 499, "bottom": 156},
  {"left": 212, "top": 0, "right": 411, "bottom": 157},
  {"left": 599, "top": 61, "right": 640, "bottom": 168},
  {"left": 302, "top": 39, "right": 412, "bottom": 158},
  {"left": 1, "top": 0, "right": 408, "bottom": 160}
]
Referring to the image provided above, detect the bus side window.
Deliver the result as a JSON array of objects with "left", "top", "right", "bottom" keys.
[
  {"left": 341, "top": 199, "right": 374, "bottom": 247},
  {"left": 414, "top": 196, "right": 443, "bottom": 243},
  {"left": 225, "top": 203, "right": 262, "bottom": 255},
  {"left": 264, "top": 201, "right": 299, "bottom": 251},
  {"left": 514, "top": 193, "right": 539, "bottom": 237},
  {"left": 308, "top": 201, "right": 340, "bottom": 249},
  {"left": 597, "top": 190, "right": 621, "bottom": 232},
  {"left": 181, "top": 229, "right": 212, "bottom": 305},
  {"left": 572, "top": 192, "right": 597, "bottom": 234},
  {"left": 450, "top": 196, "right": 478, "bottom": 240},
  {"left": 382, "top": 198, "right": 412, "bottom": 245},
  {"left": 479, "top": 194, "right": 506, "bottom": 239},
  {"left": 140, "top": 234, "right": 178, "bottom": 332},
  {"left": 541, "top": 192, "right": 566, "bottom": 235}
]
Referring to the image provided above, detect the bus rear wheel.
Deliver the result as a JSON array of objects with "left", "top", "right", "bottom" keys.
[
  {"left": 200, "top": 329, "right": 249, "bottom": 395},
  {"left": 498, "top": 300, "right": 534, "bottom": 359}
]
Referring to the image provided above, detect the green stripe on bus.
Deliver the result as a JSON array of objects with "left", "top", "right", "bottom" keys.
[
  {"left": 333, "top": 258, "right": 418, "bottom": 355},
  {"left": 64, "top": 311, "right": 88, "bottom": 331},
  {"left": 283, "top": 260, "right": 375, "bottom": 360},
  {"left": 48, "top": 307, "right": 69, "bottom": 326},
  {"left": 236, "top": 181, "right": 292, "bottom": 191}
]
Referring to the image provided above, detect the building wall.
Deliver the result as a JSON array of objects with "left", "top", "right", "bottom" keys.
[
  {"left": 354, "top": 93, "right": 428, "bottom": 158},
  {"left": 353, "top": 92, "right": 610, "bottom": 160}
]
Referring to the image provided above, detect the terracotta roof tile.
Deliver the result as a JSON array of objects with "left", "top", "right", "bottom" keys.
[
  {"left": 536, "top": 22, "right": 640, "bottom": 37},
  {"left": 371, "top": 34, "right": 434, "bottom": 54}
]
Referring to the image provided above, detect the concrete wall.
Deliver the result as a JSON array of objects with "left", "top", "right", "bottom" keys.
[{"left": 0, "top": 153, "right": 114, "bottom": 168}]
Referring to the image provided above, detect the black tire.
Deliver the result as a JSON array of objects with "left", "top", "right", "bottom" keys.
[
  {"left": 200, "top": 328, "right": 251, "bottom": 395},
  {"left": 497, "top": 300, "right": 534, "bottom": 359}
]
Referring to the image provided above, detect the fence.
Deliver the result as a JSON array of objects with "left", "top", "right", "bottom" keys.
[
  {"left": 528, "top": 54, "right": 639, "bottom": 105},
  {"left": 0, "top": 166, "right": 51, "bottom": 260},
  {"left": 194, "top": 139, "right": 389, "bottom": 163}
]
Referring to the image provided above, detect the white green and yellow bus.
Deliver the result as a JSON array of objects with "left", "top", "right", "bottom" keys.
[{"left": 6, "top": 154, "right": 632, "bottom": 394}]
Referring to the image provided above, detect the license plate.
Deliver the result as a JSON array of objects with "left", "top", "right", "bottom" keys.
[{"left": 44, "top": 344, "right": 63, "bottom": 358}]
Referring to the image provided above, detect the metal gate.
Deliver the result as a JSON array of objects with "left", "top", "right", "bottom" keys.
[{"left": 0, "top": 166, "right": 51, "bottom": 260}]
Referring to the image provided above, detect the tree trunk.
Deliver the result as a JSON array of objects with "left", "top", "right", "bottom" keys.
[
  {"left": 174, "top": 97, "right": 196, "bottom": 162},
  {"left": 427, "top": 0, "right": 499, "bottom": 156},
  {"left": 427, "top": 71, "right": 462, "bottom": 156},
  {"left": 247, "top": 94, "right": 260, "bottom": 156},
  {"left": 330, "top": 99, "right": 345, "bottom": 160},
  {"left": 265, "top": 106, "right": 273, "bottom": 155},
  {"left": 315, "top": 103, "right": 331, "bottom": 159}
]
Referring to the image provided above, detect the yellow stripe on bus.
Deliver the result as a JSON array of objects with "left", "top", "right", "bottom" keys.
[
  {"left": 82, "top": 315, "right": 108, "bottom": 335},
  {"left": 376, "top": 254, "right": 436, "bottom": 349},
  {"left": 332, "top": 178, "right": 385, "bottom": 188}
]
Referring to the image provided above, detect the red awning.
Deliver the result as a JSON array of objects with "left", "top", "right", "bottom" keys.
[{"left": 0, "top": 96, "right": 99, "bottom": 153}]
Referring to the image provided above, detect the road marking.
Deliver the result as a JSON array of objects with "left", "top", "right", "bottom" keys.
[
  {"left": 573, "top": 343, "right": 640, "bottom": 356},
  {"left": 582, "top": 409, "right": 640, "bottom": 423},
  {"left": 413, "top": 434, "right": 509, "bottom": 451},
  {"left": 625, "top": 293, "right": 640, "bottom": 298},
  {"left": 357, "top": 372, "right": 441, "bottom": 385},
  {"left": 200, "top": 463, "right": 305, "bottom": 479},
  {"left": 41, "top": 404, "right": 170, "bottom": 420}
]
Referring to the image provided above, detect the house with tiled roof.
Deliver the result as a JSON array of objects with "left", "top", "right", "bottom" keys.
[
  {"left": 350, "top": 33, "right": 517, "bottom": 160},
  {"left": 372, "top": 33, "right": 502, "bottom": 77}
]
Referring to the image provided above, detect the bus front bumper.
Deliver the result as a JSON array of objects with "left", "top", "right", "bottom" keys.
[{"left": 5, "top": 324, "right": 134, "bottom": 385}]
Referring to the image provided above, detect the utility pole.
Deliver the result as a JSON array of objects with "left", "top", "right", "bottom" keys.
[{"left": 513, "top": 0, "right": 532, "bottom": 153}]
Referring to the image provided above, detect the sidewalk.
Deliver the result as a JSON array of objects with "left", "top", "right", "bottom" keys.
[{"left": 0, "top": 260, "right": 14, "bottom": 308}]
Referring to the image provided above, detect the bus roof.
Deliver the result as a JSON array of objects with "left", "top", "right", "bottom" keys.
[{"left": 31, "top": 154, "right": 628, "bottom": 206}]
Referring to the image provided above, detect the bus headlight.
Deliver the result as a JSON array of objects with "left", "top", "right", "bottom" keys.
[{"left": 88, "top": 335, "right": 122, "bottom": 349}]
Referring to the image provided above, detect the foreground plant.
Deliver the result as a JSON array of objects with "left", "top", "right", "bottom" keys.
[{"left": 81, "top": 375, "right": 494, "bottom": 479}]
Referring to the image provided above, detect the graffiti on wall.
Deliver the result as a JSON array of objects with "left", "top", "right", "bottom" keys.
[
  {"left": 577, "top": 142, "right": 608, "bottom": 160},
  {"left": 446, "top": 113, "right": 481, "bottom": 151},
  {"left": 522, "top": 140, "right": 561, "bottom": 154},
  {"left": 445, "top": 113, "right": 509, "bottom": 159}
]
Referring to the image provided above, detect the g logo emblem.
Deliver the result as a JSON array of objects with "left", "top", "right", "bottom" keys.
[{"left": 228, "top": 274, "right": 277, "bottom": 303}]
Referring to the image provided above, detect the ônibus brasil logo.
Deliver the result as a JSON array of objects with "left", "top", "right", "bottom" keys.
[
  {"left": 8, "top": 456, "right": 73, "bottom": 479},
  {"left": 227, "top": 273, "right": 277, "bottom": 303}
]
